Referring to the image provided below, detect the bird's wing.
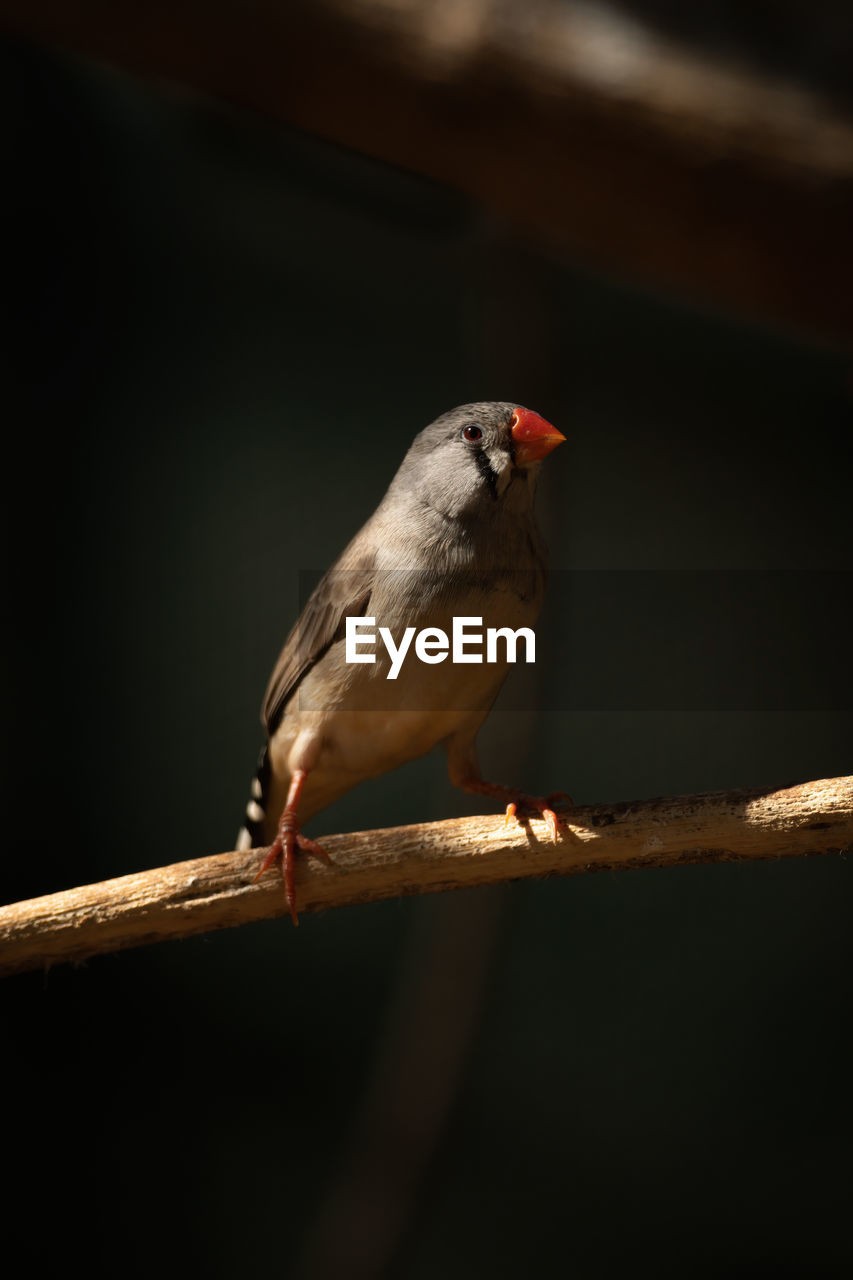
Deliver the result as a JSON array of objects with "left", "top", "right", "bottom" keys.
[{"left": 261, "top": 536, "right": 377, "bottom": 735}]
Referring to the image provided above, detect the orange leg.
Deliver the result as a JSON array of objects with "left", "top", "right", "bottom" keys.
[
  {"left": 254, "top": 769, "right": 329, "bottom": 925},
  {"left": 458, "top": 778, "right": 573, "bottom": 841}
]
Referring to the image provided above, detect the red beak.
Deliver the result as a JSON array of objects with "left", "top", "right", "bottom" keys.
[{"left": 510, "top": 407, "right": 566, "bottom": 466}]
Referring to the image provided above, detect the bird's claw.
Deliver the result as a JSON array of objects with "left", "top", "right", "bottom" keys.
[
  {"left": 542, "top": 807, "right": 559, "bottom": 841},
  {"left": 504, "top": 798, "right": 561, "bottom": 841},
  {"left": 254, "top": 815, "right": 329, "bottom": 926}
]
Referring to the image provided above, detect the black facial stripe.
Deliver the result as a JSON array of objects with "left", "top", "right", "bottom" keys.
[{"left": 473, "top": 446, "right": 499, "bottom": 500}]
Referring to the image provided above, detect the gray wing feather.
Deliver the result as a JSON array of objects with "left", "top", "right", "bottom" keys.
[{"left": 262, "top": 536, "right": 377, "bottom": 735}]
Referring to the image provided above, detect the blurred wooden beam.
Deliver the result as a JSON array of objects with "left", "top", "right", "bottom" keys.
[
  {"left": 1, "top": 776, "right": 850, "bottom": 976},
  {"left": 2, "top": 0, "right": 853, "bottom": 342}
]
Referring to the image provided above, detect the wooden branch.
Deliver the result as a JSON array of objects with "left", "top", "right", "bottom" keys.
[
  {"left": 2, "top": 0, "right": 853, "bottom": 340},
  {"left": 1, "top": 777, "right": 850, "bottom": 977}
]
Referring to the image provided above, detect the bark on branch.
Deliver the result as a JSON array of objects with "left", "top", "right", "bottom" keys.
[{"left": 1, "top": 776, "right": 850, "bottom": 977}]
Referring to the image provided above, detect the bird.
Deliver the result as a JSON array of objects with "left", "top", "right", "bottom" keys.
[{"left": 237, "top": 401, "right": 567, "bottom": 922}]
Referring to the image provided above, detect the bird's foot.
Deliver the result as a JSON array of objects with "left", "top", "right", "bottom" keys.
[
  {"left": 254, "top": 810, "right": 329, "bottom": 926},
  {"left": 503, "top": 794, "right": 565, "bottom": 841},
  {"left": 462, "top": 779, "right": 573, "bottom": 841}
]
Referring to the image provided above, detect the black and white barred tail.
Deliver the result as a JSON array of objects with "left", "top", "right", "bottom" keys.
[{"left": 235, "top": 746, "right": 271, "bottom": 850}]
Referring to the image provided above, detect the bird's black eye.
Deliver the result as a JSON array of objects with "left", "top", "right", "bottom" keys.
[{"left": 462, "top": 424, "right": 483, "bottom": 443}]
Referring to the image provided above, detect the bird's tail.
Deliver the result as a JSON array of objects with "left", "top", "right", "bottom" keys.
[{"left": 235, "top": 745, "right": 271, "bottom": 851}]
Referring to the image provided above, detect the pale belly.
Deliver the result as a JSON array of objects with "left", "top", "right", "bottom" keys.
[{"left": 263, "top": 578, "right": 542, "bottom": 835}]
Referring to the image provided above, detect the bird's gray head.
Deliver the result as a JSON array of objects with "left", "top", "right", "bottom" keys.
[{"left": 386, "top": 401, "right": 565, "bottom": 522}]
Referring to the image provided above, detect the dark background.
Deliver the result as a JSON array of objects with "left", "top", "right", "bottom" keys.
[{"left": 3, "top": 25, "right": 852, "bottom": 1280}]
